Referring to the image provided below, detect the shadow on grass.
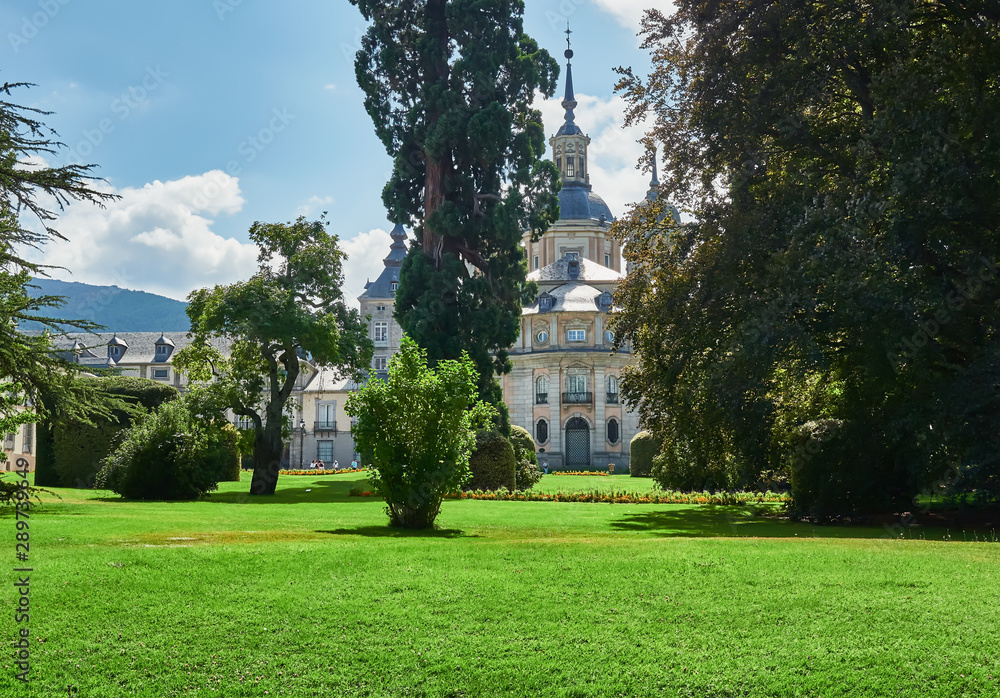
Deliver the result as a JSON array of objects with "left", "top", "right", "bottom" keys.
[
  {"left": 206, "top": 478, "right": 376, "bottom": 505},
  {"left": 610, "top": 506, "right": 894, "bottom": 539},
  {"left": 316, "top": 526, "right": 476, "bottom": 539}
]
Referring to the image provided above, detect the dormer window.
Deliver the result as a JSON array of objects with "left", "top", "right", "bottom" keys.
[
  {"left": 538, "top": 293, "right": 554, "bottom": 312},
  {"left": 156, "top": 345, "right": 169, "bottom": 356},
  {"left": 390, "top": 282, "right": 398, "bottom": 293},
  {"left": 598, "top": 291, "right": 612, "bottom": 311},
  {"left": 568, "top": 260, "right": 580, "bottom": 280}
]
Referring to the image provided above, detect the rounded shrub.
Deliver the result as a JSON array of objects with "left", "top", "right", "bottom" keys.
[
  {"left": 466, "top": 430, "right": 516, "bottom": 491},
  {"left": 509, "top": 424, "right": 542, "bottom": 491},
  {"left": 95, "top": 400, "right": 235, "bottom": 500},
  {"left": 629, "top": 431, "right": 657, "bottom": 477}
]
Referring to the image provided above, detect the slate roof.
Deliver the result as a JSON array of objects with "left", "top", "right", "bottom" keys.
[
  {"left": 558, "top": 182, "right": 614, "bottom": 222},
  {"left": 360, "top": 223, "right": 408, "bottom": 301},
  {"left": 522, "top": 281, "right": 617, "bottom": 315},
  {"left": 527, "top": 256, "right": 624, "bottom": 285},
  {"left": 25, "top": 331, "right": 232, "bottom": 366}
]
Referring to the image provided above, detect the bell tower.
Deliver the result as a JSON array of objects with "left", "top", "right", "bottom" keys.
[{"left": 549, "top": 26, "right": 591, "bottom": 186}]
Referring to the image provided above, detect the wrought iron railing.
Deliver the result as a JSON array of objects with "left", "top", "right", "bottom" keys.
[
  {"left": 314, "top": 421, "right": 337, "bottom": 434},
  {"left": 562, "top": 392, "right": 593, "bottom": 405},
  {"left": 606, "top": 392, "right": 619, "bottom": 404},
  {"left": 535, "top": 393, "right": 548, "bottom": 404}
]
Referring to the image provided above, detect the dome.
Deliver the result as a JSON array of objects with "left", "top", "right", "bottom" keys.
[{"left": 558, "top": 182, "right": 614, "bottom": 222}]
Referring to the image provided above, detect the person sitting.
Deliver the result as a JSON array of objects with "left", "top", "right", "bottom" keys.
[
  {"left": 309, "top": 459, "right": 317, "bottom": 469},
  {"left": 317, "top": 459, "right": 325, "bottom": 469}
]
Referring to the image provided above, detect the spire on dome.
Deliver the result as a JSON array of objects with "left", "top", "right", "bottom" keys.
[
  {"left": 646, "top": 147, "right": 660, "bottom": 202},
  {"left": 383, "top": 223, "right": 408, "bottom": 267},
  {"left": 557, "top": 23, "right": 582, "bottom": 137}
]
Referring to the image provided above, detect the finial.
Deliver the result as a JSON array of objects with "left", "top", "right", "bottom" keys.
[{"left": 565, "top": 22, "right": 573, "bottom": 59}]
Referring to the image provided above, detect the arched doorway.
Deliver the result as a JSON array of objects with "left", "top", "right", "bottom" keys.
[{"left": 565, "top": 417, "right": 590, "bottom": 468}]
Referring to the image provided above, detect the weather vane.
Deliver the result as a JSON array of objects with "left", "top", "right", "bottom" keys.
[{"left": 565, "top": 22, "right": 573, "bottom": 59}]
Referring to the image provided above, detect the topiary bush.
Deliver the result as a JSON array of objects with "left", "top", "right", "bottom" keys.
[
  {"left": 50, "top": 376, "right": 179, "bottom": 488},
  {"left": 466, "top": 430, "right": 516, "bottom": 492},
  {"left": 95, "top": 399, "right": 236, "bottom": 500},
  {"left": 629, "top": 431, "right": 657, "bottom": 477},
  {"left": 509, "top": 424, "right": 542, "bottom": 491}
]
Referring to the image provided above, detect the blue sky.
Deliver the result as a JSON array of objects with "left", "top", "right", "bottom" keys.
[{"left": 5, "top": 0, "right": 669, "bottom": 303}]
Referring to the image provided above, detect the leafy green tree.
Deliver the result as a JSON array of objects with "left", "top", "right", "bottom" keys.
[
  {"left": 349, "top": 0, "right": 561, "bottom": 421},
  {"left": 175, "top": 217, "right": 371, "bottom": 496},
  {"left": 95, "top": 389, "right": 240, "bottom": 500},
  {"left": 346, "top": 336, "right": 496, "bottom": 529},
  {"left": 612, "top": 2, "right": 1000, "bottom": 514},
  {"left": 0, "top": 82, "right": 118, "bottom": 470}
]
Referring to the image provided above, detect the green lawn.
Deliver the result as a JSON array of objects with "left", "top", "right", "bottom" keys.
[{"left": 2, "top": 472, "right": 999, "bottom": 697}]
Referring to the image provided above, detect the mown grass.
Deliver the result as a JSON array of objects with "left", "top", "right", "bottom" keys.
[{"left": 2, "top": 472, "right": 999, "bottom": 697}]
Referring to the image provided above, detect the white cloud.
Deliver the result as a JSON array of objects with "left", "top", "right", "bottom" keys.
[
  {"left": 339, "top": 228, "right": 394, "bottom": 309},
  {"left": 35, "top": 171, "right": 258, "bottom": 301},
  {"left": 296, "top": 195, "right": 335, "bottom": 217},
  {"left": 591, "top": 0, "right": 675, "bottom": 34},
  {"left": 537, "top": 91, "right": 653, "bottom": 221}
]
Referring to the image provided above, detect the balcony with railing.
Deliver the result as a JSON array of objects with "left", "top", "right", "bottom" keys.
[
  {"left": 535, "top": 393, "right": 548, "bottom": 405},
  {"left": 314, "top": 421, "right": 337, "bottom": 434},
  {"left": 606, "top": 392, "right": 619, "bottom": 404},
  {"left": 562, "top": 391, "right": 593, "bottom": 405}
]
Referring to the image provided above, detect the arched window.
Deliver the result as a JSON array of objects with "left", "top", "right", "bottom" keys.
[
  {"left": 536, "top": 419, "right": 549, "bottom": 444},
  {"left": 607, "top": 418, "right": 620, "bottom": 445},
  {"left": 535, "top": 376, "right": 548, "bottom": 404}
]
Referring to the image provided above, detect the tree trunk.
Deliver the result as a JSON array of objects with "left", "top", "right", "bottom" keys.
[{"left": 249, "top": 428, "right": 284, "bottom": 496}]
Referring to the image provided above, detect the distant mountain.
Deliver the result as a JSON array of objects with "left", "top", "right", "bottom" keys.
[{"left": 21, "top": 278, "right": 190, "bottom": 333}]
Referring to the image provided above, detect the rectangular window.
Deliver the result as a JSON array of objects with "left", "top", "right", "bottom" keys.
[
  {"left": 22, "top": 423, "right": 33, "bottom": 454},
  {"left": 566, "top": 156, "right": 575, "bottom": 178},
  {"left": 533, "top": 255, "right": 539, "bottom": 270},
  {"left": 376, "top": 304, "right": 387, "bottom": 312},
  {"left": 604, "top": 253, "right": 611, "bottom": 267},
  {"left": 568, "top": 375, "right": 587, "bottom": 393},
  {"left": 316, "top": 441, "right": 334, "bottom": 462},
  {"left": 566, "top": 251, "right": 580, "bottom": 261},
  {"left": 374, "top": 321, "right": 389, "bottom": 345},
  {"left": 316, "top": 402, "right": 336, "bottom": 430},
  {"left": 373, "top": 356, "right": 387, "bottom": 371},
  {"left": 4, "top": 433, "right": 15, "bottom": 450},
  {"left": 152, "top": 368, "right": 169, "bottom": 380},
  {"left": 567, "top": 329, "right": 586, "bottom": 342}
]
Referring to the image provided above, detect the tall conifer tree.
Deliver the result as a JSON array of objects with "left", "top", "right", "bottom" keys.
[{"left": 349, "top": 1, "right": 561, "bottom": 422}]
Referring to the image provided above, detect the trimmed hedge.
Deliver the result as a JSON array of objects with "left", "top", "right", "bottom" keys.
[
  {"left": 629, "top": 431, "right": 657, "bottom": 477},
  {"left": 51, "top": 376, "right": 179, "bottom": 489},
  {"left": 466, "top": 430, "right": 516, "bottom": 492},
  {"left": 509, "top": 424, "right": 542, "bottom": 491}
]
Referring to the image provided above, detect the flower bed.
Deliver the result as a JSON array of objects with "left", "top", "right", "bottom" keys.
[
  {"left": 548, "top": 471, "right": 611, "bottom": 476},
  {"left": 279, "top": 467, "right": 366, "bottom": 476},
  {"left": 347, "top": 488, "right": 789, "bottom": 505}
]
